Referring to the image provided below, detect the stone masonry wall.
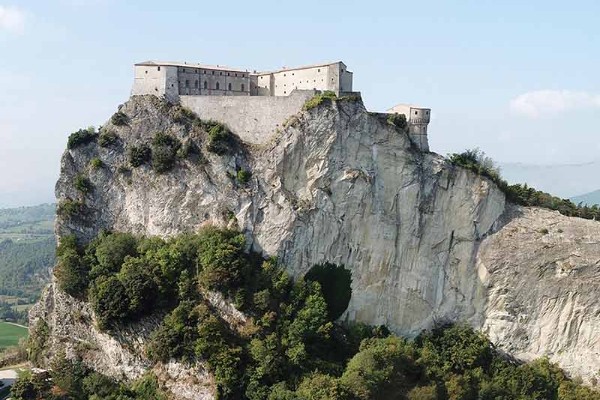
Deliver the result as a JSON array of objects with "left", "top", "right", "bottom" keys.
[{"left": 180, "top": 90, "right": 316, "bottom": 144}]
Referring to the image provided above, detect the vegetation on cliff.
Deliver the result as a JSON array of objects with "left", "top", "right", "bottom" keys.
[
  {"left": 42, "top": 228, "right": 600, "bottom": 400},
  {"left": 449, "top": 149, "right": 600, "bottom": 220}
]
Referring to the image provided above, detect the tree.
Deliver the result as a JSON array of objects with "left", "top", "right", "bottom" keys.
[
  {"left": 304, "top": 263, "right": 352, "bottom": 320},
  {"left": 89, "top": 276, "right": 130, "bottom": 329},
  {"left": 118, "top": 257, "right": 158, "bottom": 316},
  {"left": 197, "top": 227, "right": 247, "bottom": 292},
  {"left": 94, "top": 232, "right": 138, "bottom": 274}
]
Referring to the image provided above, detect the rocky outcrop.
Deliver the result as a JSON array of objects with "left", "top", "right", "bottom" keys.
[
  {"left": 478, "top": 206, "right": 600, "bottom": 383},
  {"left": 34, "top": 94, "right": 600, "bottom": 395}
]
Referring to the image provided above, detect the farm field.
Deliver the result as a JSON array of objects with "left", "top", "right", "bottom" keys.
[{"left": 0, "top": 322, "right": 27, "bottom": 350}]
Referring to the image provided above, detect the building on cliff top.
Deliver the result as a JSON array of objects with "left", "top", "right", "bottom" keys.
[
  {"left": 131, "top": 60, "right": 353, "bottom": 102},
  {"left": 130, "top": 60, "right": 431, "bottom": 151}
]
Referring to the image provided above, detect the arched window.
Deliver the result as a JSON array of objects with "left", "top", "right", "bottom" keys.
[
  {"left": 228, "top": 83, "right": 232, "bottom": 91},
  {"left": 204, "top": 81, "right": 208, "bottom": 89},
  {"left": 216, "top": 82, "right": 220, "bottom": 90},
  {"left": 241, "top": 84, "right": 245, "bottom": 92}
]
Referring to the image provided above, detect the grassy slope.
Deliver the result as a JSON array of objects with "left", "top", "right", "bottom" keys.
[{"left": 0, "top": 322, "right": 27, "bottom": 349}]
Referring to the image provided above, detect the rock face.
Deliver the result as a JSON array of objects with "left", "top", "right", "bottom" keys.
[
  {"left": 31, "top": 94, "right": 600, "bottom": 397},
  {"left": 478, "top": 206, "right": 600, "bottom": 383}
]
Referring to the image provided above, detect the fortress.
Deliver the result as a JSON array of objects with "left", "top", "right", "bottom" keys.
[{"left": 131, "top": 60, "right": 431, "bottom": 150}]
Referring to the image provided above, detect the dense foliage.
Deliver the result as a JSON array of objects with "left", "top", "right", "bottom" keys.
[
  {"left": 206, "top": 122, "right": 235, "bottom": 155},
  {"left": 448, "top": 149, "right": 600, "bottom": 220},
  {"left": 111, "top": 111, "right": 129, "bottom": 126},
  {"left": 11, "top": 353, "right": 168, "bottom": 400},
  {"left": 387, "top": 113, "right": 408, "bottom": 131},
  {"left": 303, "top": 91, "right": 338, "bottom": 111},
  {"left": 151, "top": 132, "right": 181, "bottom": 172},
  {"left": 67, "top": 127, "right": 98, "bottom": 150},
  {"left": 0, "top": 204, "right": 54, "bottom": 304},
  {"left": 128, "top": 144, "right": 151, "bottom": 167},
  {"left": 49, "top": 228, "right": 600, "bottom": 399}
]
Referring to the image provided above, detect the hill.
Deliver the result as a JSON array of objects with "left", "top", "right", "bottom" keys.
[
  {"left": 571, "top": 189, "right": 600, "bottom": 206},
  {"left": 0, "top": 204, "right": 55, "bottom": 323}
]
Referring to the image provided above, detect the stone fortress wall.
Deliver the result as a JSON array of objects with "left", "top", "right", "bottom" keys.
[
  {"left": 180, "top": 90, "right": 316, "bottom": 144},
  {"left": 387, "top": 104, "right": 431, "bottom": 152}
]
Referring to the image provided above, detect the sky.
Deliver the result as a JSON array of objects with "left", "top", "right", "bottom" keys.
[{"left": 0, "top": 0, "right": 599, "bottom": 207}]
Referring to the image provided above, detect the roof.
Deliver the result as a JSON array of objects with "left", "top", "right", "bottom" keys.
[
  {"left": 387, "top": 104, "right": 430, "bottom": 112},
  {"left": 135, "top": 60, "right": 250, "bottom": 73},
  {"left": 256, "top": 61, "right": 350, "bottom": 75}
]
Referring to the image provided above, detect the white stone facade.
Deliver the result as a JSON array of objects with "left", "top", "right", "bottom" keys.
[
  {"left": 131, "top": 60, "right": 353, "bottom": 102},
  {"left": 387, "top": 104, "right": 431, "bottom": 152}
]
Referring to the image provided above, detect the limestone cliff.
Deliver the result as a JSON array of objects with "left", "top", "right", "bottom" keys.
[{"left": 30, "top": 94, "right": 600, "bottom": 398}]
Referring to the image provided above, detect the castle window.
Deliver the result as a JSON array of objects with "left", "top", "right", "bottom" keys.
[
  {"left": 284, "top": 74, "right": 286, "bottom": 77},
  {"left": 220, "top": 72, "right": 222, "bottom": 76},
  {"left": 318, "top": 69, "right": 320, "bottom": 72},
  {"left": 145, "top": 70, "right": 148, "bottom": 74},
  {"left": 242, "top": 74, "right": 245, "bottom": 78},
  {"left": 241, "top": 84, "right": 245, "bottom": 92},
  {"left": 183, "top": 68, "right": 185, "bottom": 73},
  {"left": 195, "top": 80, "right": 199, "bottom": 88},
  {"left": 157, "top": 66, "right": 161, "bottom": 71},
  {"left": 235, "top": 73, "right": 237, "bottom": 77},
  {"left": 415, "top": 111, "right": 418, "bottom": 115},
  {"left": 227, "top": 72, "right": 230, "bottom": 76},
  {"left": 204, "top": 70, "right": 206, "bottom": 74},
  {"left": 185, "top": 80, "right": 190, "bottom": 87},
  {"left": 426, "top": 111, "right": 429, "bottom": 115},
  {"left": 284, "top": 91, "right": 287, "bottom": 94},
  {"left": 204, "top": 81, "right": 208, "bottom": 89},
  {"left": 212, "top": 71, "right": 215, "bottom": 75},
  {"left": 216, "top": 82, "right": 220, "bottom": 90},
  {"left": 228, "top": 83, "right": 232, "bottom": 91}
]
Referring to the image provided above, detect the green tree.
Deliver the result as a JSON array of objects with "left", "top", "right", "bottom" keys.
[
  {"left": 89, "top": 276, "right": 130, "bottom": 329},
  {"left": 304, "top": 263, "right": 352, "bottom": 320}
]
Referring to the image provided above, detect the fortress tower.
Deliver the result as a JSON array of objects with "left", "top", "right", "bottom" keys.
[{"left": 387, "top": 104, "right": 431, "bottom": 152}]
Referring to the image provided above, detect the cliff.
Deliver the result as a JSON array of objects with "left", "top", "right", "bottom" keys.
[{"left": 30, "top": 94, "right": 600, "bottom": 397}]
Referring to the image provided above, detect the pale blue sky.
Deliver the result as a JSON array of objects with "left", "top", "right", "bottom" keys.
[{"left": 1, "top": 0, "right": 599, "bottom": 206}]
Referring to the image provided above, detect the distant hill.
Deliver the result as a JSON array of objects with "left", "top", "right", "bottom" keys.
[
  {"left": 571, "top": 189, "right": 600, "bottom": 206},
  {"left": 500, "top": 160, "right": 600, "bottom": 199},
  {"left": 0, "top": 204, "right": 55, "bottom": 323}
]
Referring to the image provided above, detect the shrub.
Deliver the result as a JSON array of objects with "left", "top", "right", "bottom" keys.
[
  {"left": 94, "top": 232, "right": 138, "bottom": 275},
  {"left": 98, "top": 130, "right": 119, "bottom": 147},
  {"left": 118, "top": 257, "right": 158, "bottom": 316},
  {"left": 236, "top": 169, "right": 252, "bottom": 185},
  {"left": 303, "top": 91, "right": 337, "bottom": 111},
  {"left": 111, "top": 111, "right": 129, "bottom": 126},
  {"left": 304, "top": 263, "right": 352, "bottom": 320},
  {"left": 89, "top": 158, "right": 103, "bottom": 170},
  {"left": 57, "top": 199, "right": 84, "bottom": 219},
  {"left": 54, "top": 235, "right": 89, "bottom": 298},
  {"left": 197, "top": 227, "right": 247, "bottom": 291},
  {"left": 173, "top": 106, "right": 198, "bottom": 124},
  {"left": 151, "top": 132, "right": 181, "bottom": 173},
  {"left": 387, "top": 113, "right": 408, "bottom": 131},
  {"left": 74, "top": 174, "right": 93, "bottom": 194},
  {"left": 67, "top": 127, "right": 98, "bottom": 149},
  {"left": 89, "top": 275, "right": 130, "bottom": 329},
  {"left": 206, "top": 122, "right": 234, "bottom": 155},
  {"left": 129, "top": 144, "right": 151, "bottom": 167},
  {"left": 27, "top": 319, "right": 49, "bottom": 365}
]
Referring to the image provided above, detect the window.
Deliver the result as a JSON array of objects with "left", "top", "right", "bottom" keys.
[
  {"left": 204, "top": 81, "right": 208, "bottom": 89},
  {"left": 235, "top": 73, "right": 238, "bottom": 77},
  {"left": 157, "top": 66, "right": 161, "bottom": 71},
  {"left": 242, "top": 74, "right": 245, "bottom": 78},
  {"left": 183, "top": 68, "right": 185, "bottom": 73},
  {"left": 216, "top": 82, "right": 220, "bottom": 90},
  {"left": 145, "top": 70, "right": 148, "bottom": 74},
  {"left": 212, "top": 71, "right": 215, "bottom": 75},
  {"left": 227, "top": 72, "right": 230, "bottom": 76},
  {"left": 195, "top": 80, "right": 199, "bottom": 88},
  {"left": 204, "top": 70, "right": 206, "bottom": 74},
  {"left": 228, "top": 83, "right": 232, "bottom": 91},
  {"left": 185, "top": 80, "right": 189, "bottom": 87},
  {"left": 220, "top": 72, "right": 222, "bottom": 76},
  {"left": 426, "top": 111, "right": 429, "bottom": 115},
  {"left": 284, "top": 91, "right": 287, "bottom": 94},
  {"left": 318, "top": 69, "right": 320, "bottom": 72},
  {"left": 284, "top": 73, "right": 286, "bottom": 77},
  {"left": 241, "top": 84, "right": 245, "bottom": 92},
  {"left": 415, "top": 111, "right": 418, "bottom": 115}
]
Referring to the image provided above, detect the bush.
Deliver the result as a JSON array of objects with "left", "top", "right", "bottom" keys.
[
  {"left": 27, "top": 319, "right": 49, "bottom": 365},
  {"left": 89, "top": 275, "right": 130, "bottom": 329},
  {"left": 206, "top": 122, "right": 234, "bottom": 155},
  {"left": 98, "top": 130, "right": 119, "bottom": 147},
  {"left": 304, "top": 263, "right": 352, "bottom": 320},
  {"left": 57, "top": 199, "right": 84, "bottom": 218},
  {"left": 67, "top": 127, "right": 98, "bottom": 149},
  {"left": 236, "top": 169, "right": 252, "bottom": 185},
  {"left": 387, "top": 113, "right": 408, "bottom": 131},
  {"left": 93, "top": 232, "right": 138, "bottom": 275},
  {"left": 303, "top": 91, "right": 337, "bottom": 111},
  {"left": 74, "top": 174, "right": 93, "bottom": 194},
  {"left": 129, "top": 144, "right": 151, "bottom": 167},
  {"left": 111, "top": 111, "right": 129, "bottom": 126},
  {"left": 89, "top": 158, "right": 103, "bottom": 170},
  {"left": 151, "top": 132, "right": 181, "bottom": 173},
  {"left": 54, "top": 236, "right": 89, "bottom": 298},
  {"left": 197, "top": 227, "right": 247, "bottom": 291}
]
